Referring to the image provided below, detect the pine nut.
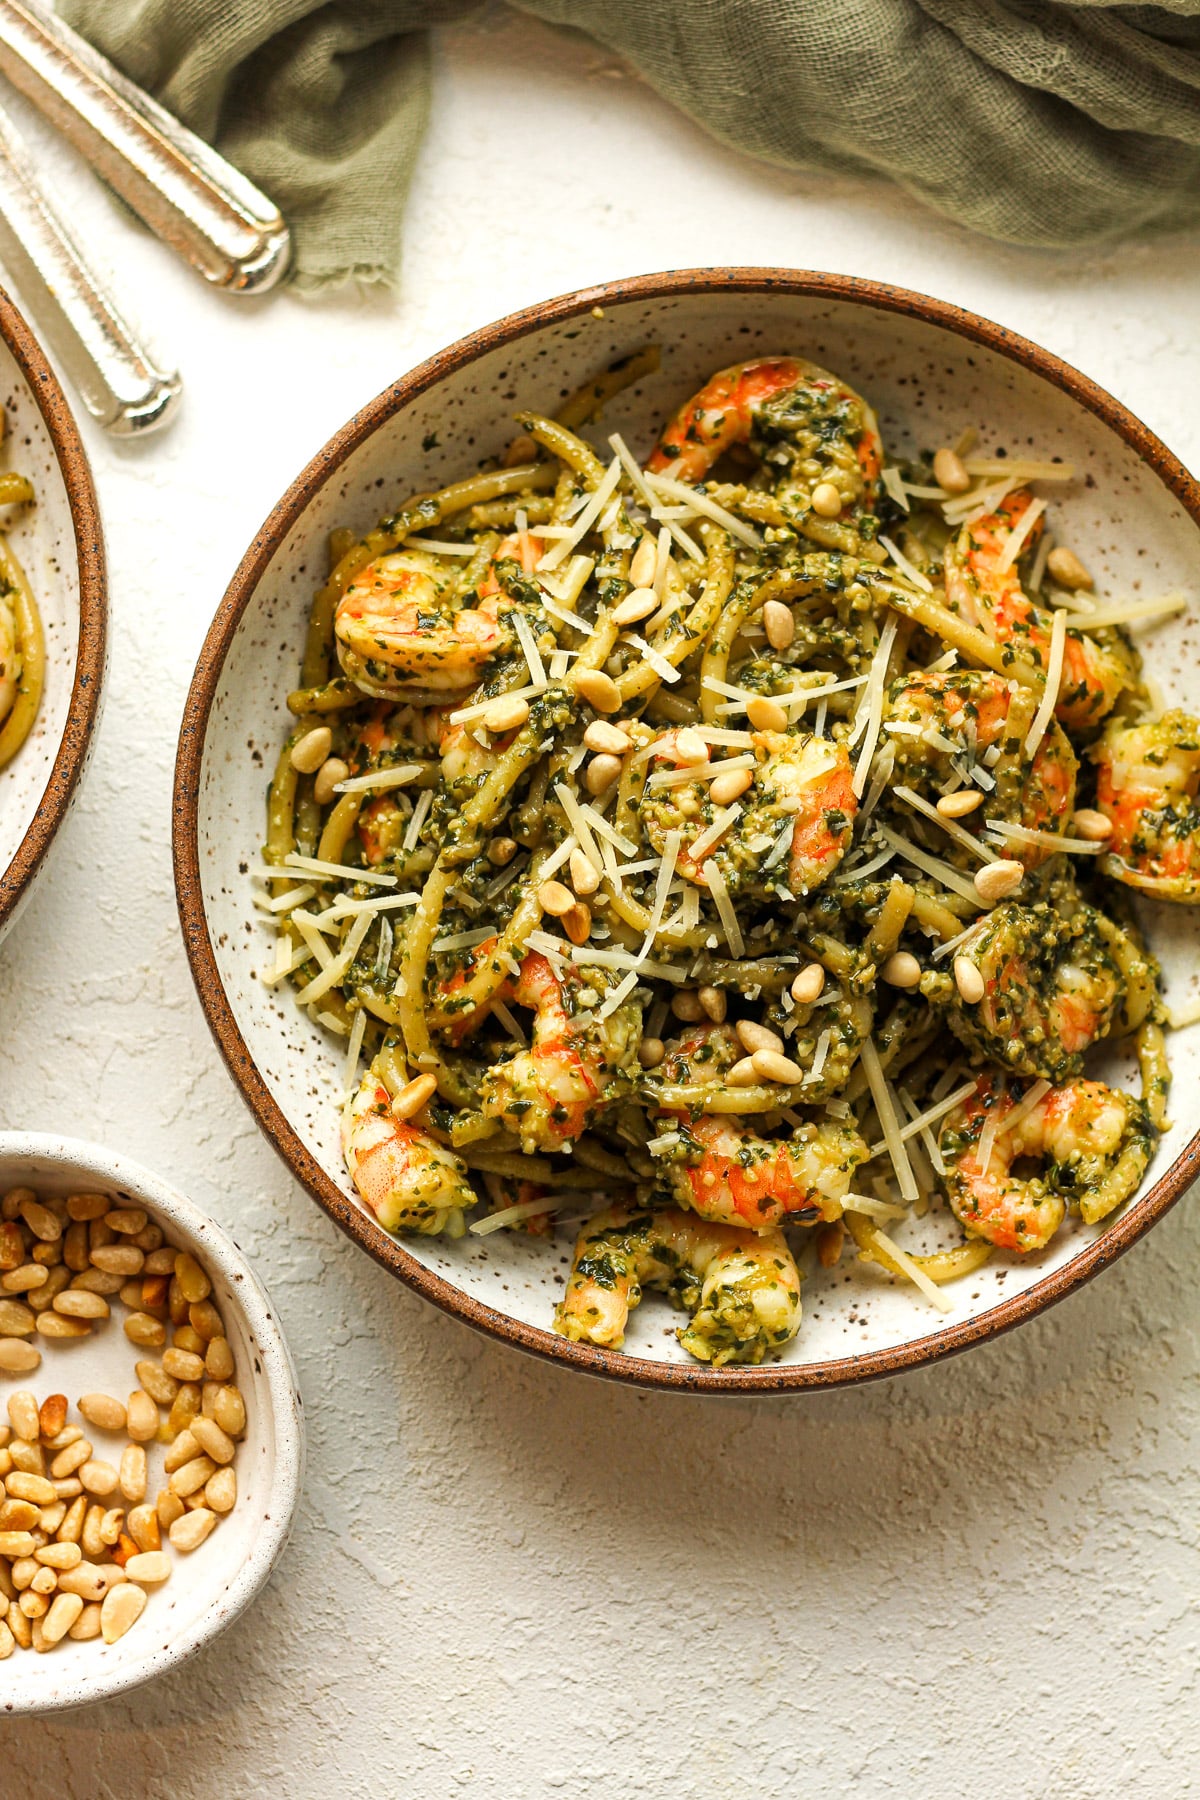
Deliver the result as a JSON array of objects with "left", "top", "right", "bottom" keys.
[
  {"left": 0, "top": 1532, "right": 36, "bottom": 1557},
  {"left": 169, "top": 1455, "right": 217, "bottom": 1498},
  {"left": 8, "top": 1391, "right": 39, "bottom": 1440},
  {"left": 569, "top": 849, "right": 600, "bottom": 898},
  {"left": 629, "top": 535, "right": 657, "bottom": 588},
  {"left": 98, "top": 1509, "right": 124, "bottom": 1547},
  {"left": 119, "top": 1445, "right": 147, "bottom": 1505},
  {"left": 481, "top": 694, "right": 530, "bottom": 734},
  {"left": 0, "top": 1221, "right": 20, "bottom": 1268},
  {"left": 670, "top": 990, "right": 705, "bottom": 1022},
  {"left": 745, "top": 695, "right": 788, "bottom": 732},
  {"left": 71, "top": 1268, "right": 124, "bottom": 1295},
  {"left": 124, "top": 1551, "right": 171, "bottom": 1586},
  {"left": 54, "top": 1289, "right": 109, "bottom": 1320},
  {"left": 36, "top": 1541, "right": 81, "bottom": 1571},
  {"left": 810, "top": 481, "right": 843, "bottom": 518},
  {"left": 537, "top": 879, "right": 575, "bottom": 917},
  {"left": 612, "top": 586, "right": 658, "bottom": 625},
  {"left": 2, "top": 1264, "right": 47, "bottom": 1294},
  {"left": 173, "top": 1325, "right": 204, "bottom": 1356},
  {"left": 90, "top": 1245, "right": 143, "bottom": 1276},
  {"left": 126, "top": 1390, "right": 160, "bottom": 1441},
  {"left": 0, "top": 1299, "right": 35, "bottom": 1337},
  {"left": 168, "top": 1386, "right": 201, "bottom": 1438},
  {"left": 100, "top": 1582, "right": 146, "bottom": 1643},
  {"left": 881, "top": 951, "right": 922, "bottom": 989},
  {"left": 735, "top": 1019, "right": 784, "bottom": 1055},
  {"left": 313, "top": 757, "right": 349, "bottom": 806},
  {"left": 135, "top": 1360, "right": 178, "bottom": 1405},
  {"left": 6, "top": 1471, "right": 53, "bottom": 1503},
  {"left": 562, "top": 902, "right": 591, "bottom": 946},
  {"left": 973, "top": 859, "right": 1024, "bottom": 904},
  {"left": 57, "top": 1496, "right": 86, "bottom": 1545},
  {"left": 289, "top": 724, "right": 333, "bottom": 774},
  {"left": 156, "top": 1490, "right": 185, "bottom": 1531},
  {"left": 143, "top": 1247, "right": 177, "bottom": 1275},
  {"left": 68, "top": 1602, "right": 101, "bottom": 1640},
  {"left": 188, "top": 1301, "right": 224, "bottom": 1343},
  {"left": 1073, "top": 808, "right": 1112, "bottom": 842},
  {"left": 727, "top": 1057, "right": 762, "bottom": 1088},
  {"left": 0, "top": 1341, "right": 39, "bottom": 1373},
  {"left": 709, "top": 768, "right": 753, "bottom": 806},
  {"left": 38, "top": 1313, "right": 91, "bottom": 1341},
  {"left": 8, "top": 1437, "right": 42, "bottom": 1473},
  {"left": 65, "top": 1193, "right": 109, "bottom": 1222},
  {"left": 672, "top": 728, "right": 708, "bottom": 766},
  {"left": 486, "top": 836, "right": 518, "bottom": 867},
  {"left": 573, "top": 668, "right": 621, "bottom": 713},
  {"left": 0, "top": 1501, "right": 36, "bottom": 1531},
  {"left": 59, "top": 1560, "right": 125, "bottom": 1602},
  {"left": 79, "top": 1461, "right": 119, "bottom": 1498},
  {"left": 933, "top": 447, "right": 971, "bottom": 494},
  {"left": 121, "top": 1276, "right": 153, "bottom": 1307},
  {"left": 80, "top": 1506, "right": 106, "bottom": 1560},
  {"left": 698, "top": 985, "right": 727, "bottom": 1023},
  {"left": 157, "top": 1424, "right": 194, "bottom": 1473},
  {"left": 105, "top": 1208, "right": 148, "bottom": 1237},
  {"left": 205, "top": 1468, "right": 237, "bottom": 1515},
  {"left": 1046, "top": 546, "right": 1093, "bottom": 592},
  {"left": 391, "top": 1074, "right": 437, "bottom": 1121},
  {"left": 637, "top": 1037, "right": 665, "bottom": 1069},
  {"left": 49, "top": 1439, "right": 91, "bottom": 1480},
  {"left": 751, "top": 1048, "right": 806, "bottom": 1084},
  {"left": 29, "top": 1564, "right": 57, "bottom": 1595},
  {"left": 936, "top": 789, "right": 983, "bottom": 818},
  {"left": 0, "top": 1618, "right": 12, "bottom": 1658},
  {"left": 204, "top": 1337, "right": 235, "bottom": 1381},
  {"left": 163, "top": 1347, "right": 206, "bottom": 1384},
  {"left": 762, "top": 599, "right": 795, "bottom": 650},
  {"left": 169, "top": 1509, "right": 218, "bottom": 1554},
  {"left": 63, "top": 1223, "right": 89, "bottom": 1272},
  {"left": 583, "top": 720, "right": 632, "bottom": 755},
  {"left": 41, "top": 1591, "right": 83, "bottom": 1645},
  {"left": 127, "top": 1505, "right": 161, "bottom": 1554},
  {"left": 210, "top": 1387, "right": 246, "bottom": 1438},
  {"left": 790, "top": 963, "right": 826, "bottom": 1005},
  {"left": 585, "top": 752, "right": 622, "bottom": 795},
  {"left": 18, "top": 1197, "right": 61, "bottom": 1242},
  {"left": 954, "top": 957, "right": 986, "bottom": 1004}
]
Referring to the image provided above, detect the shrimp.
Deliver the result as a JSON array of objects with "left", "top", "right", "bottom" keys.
[
  {"left": 1092, "top": 711, "right": 1200, "bottom": 900},
  {"left": 0, "top": 589, "right": 18, "bottom": 728},
  {"left": 647, "top": 356, "right": 883, "bottom": 516},
  {"left": 553, "top": 1203, "right": 803, "bottom": 1366},
  {"left": 658, "top": 1113, "right": 867, "bottom": 1231},
  {"left": 342, "top": 1075, "right": 475, "bottom": 1236},
  {"left": 479, "top": 952, "right": 640, "bottom": 1152},
  {"left": 883, "top": 669, "right": 1076, "bottom": 865},
  {"left": 943, "top": 490, "right": 1134, "bottom": 729},
  {"left": 638, "top": 729, "right": 856, "bottom": 896},
  {"left": 939, "top": 1072, "right": 1154, "bottom": 1252},
  {"left": 335, "top": 549, "right": 512, "bottom": 696},
  {"left": 944, "top": 900, "right": 1157, "bottom": 1082}
]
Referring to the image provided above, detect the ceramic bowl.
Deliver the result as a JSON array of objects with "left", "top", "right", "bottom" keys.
[
  {"left": 0, "top": 1133, "right": 303, "bottom": 1713},
  {"left": 0, "top": 286, "right": 106, "bottom": 947},
  {"left": 173, "top": 268, "right": 1200, "bottom": 1392}
]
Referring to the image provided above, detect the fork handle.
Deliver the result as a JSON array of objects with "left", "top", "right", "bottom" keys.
[{"left": 0, "top": 0, "right": 290, "bottom": 293}]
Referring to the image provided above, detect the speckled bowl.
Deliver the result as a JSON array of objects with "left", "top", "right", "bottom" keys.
[
  {"left": 0, "top": 287, "right": 106, "bottom": 947},
  {"left": 0, "top": 1133, "right": 303, "bottom": 1714},
  {"left": 173, "top": 269, "right": 1200, "bottom": 1392}
]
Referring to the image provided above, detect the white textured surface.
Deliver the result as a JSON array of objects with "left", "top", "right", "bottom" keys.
[{"left": 1, "top": 9, "right": 1199, "bottom": 1792}]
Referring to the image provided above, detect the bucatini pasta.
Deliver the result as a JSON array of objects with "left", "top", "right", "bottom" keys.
[{"left": 257, "top": 349, "right": 1191, "bottom": 1367}]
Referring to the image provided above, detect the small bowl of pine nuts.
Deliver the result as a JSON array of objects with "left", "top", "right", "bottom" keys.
[{"left": 0, "top": 1132, "right": 303, "bottom": 1713}]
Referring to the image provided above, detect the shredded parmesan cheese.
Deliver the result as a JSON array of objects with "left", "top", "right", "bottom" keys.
[
  {"left": 878, "top": 535, "right": 933, "bottom": 593},
  {"left": 860, "top": 1041, "right": 919, "bottom": 1203},
  {"left": 278, "top": 853, "right": 397, "bottom": 888},
  {"left": 537, "top": 456, "right": 623, "bottom": 571},
  {"left": 702, "top": 860, "right": 745, "bottom": 958},
  {"left": 688, "top": 805, "right": 742, "bottom": 863},
  {"left": 469, "top": 1196, "right": 561, "bottom": 1236},
  {"left": 1023, "top": 605, "right": 1066, "bottom": 760},
  {"left": 993, "top": 496, "right": 1046, "bottom": 575},
  {"left": 332, "top": 763, "right": 424, "bottom": 795},
  {"left": 894, "top": 784, "right": 997, "bottom": 863},
  {"left": 644, "top": 470, "right": 762, "bottom": 548},
  {"left": 873, "top": 825, "right": 984, "bottom": 905},
  {"left": 860, "top": 1224, "right": 955, "bottom": 1313},
  {"left": 852, "top": 617, "right": 898, "bottom": 798}
]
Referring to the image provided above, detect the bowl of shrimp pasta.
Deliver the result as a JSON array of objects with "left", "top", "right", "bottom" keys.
[
  {"left": 175, "top": 269, "right": 1200, "bottom": 1390},
  {"left": 0, "top": 286, "right": 105, "bottom": 946}
]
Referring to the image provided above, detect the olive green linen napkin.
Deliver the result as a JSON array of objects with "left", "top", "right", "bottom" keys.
[{"left": 59, "top": 0, "right": 1200, "bottom": 290}]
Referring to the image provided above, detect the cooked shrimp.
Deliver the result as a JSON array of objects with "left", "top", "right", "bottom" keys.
[
  {"left": 553, "top": 1202, "right": 803, "bottom": 1365},
  {"left": 883, "top": 668, "right": 1076, "bottom": 865},
  {"left": 647, "top": 356, "right": 882, "bottom": 515},
  {"left": 335, "top": 549, "right": 512, "bottom": 696},
  {"left": 638, "top": 729, "right": 856, "bottom": 896},
  {"left": 0, "top": 589, "right": 18, "bottom": 728},
  {"left": 944, "top": 900, "right": 1156, "bottom": 1082},
  {"left": 939, "top": 1072, "right": 1154, "bottom": 1252},
  {"left": 943, "top": 490, "right": 1134, "bottom": 729},
  {"left": 660, "top": 1113, "right": 866, "bottom": 1231},
  {"left": 342, "top": 1074, "right": 475, "bottom": 1235},
  {"left": 1092, "top": 711, "right": 1200, "bottom": 900},
  {"left": 479, "top": 952, "right": 639, "bottom": 1152}
]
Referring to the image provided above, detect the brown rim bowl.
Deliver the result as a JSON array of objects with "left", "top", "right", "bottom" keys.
[
  {"left": 173, "top": 268, "right": 1200, "bottom": 1392},
  {"left": 0, "top": 281, "right": 106, "bottom": 945}
]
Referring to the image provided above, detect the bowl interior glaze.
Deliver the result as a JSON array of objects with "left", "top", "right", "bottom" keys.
[{"left": 176, "top": 271, "right": 1200, "bottom": 1391}]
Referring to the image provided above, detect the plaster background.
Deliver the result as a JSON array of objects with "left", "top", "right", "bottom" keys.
[{"left": 1, "top": 10, "right": 1197, "bottom": 1794}]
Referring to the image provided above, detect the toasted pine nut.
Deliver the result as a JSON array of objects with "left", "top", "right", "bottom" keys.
[
  {"left": 562, "top": 902, "right": 591, "bottom": 946},
  {"left": 98, "top": 1509, "right": 124, "bottom": 1547},
  {"left": 210, "top": 1387, "right": 246, "bottom": 1439},
  {"left": 1046, "top": 546, "right": 1093, "bottom": 592},
  {"left": 187, "top": 1301, "right": 224, "bottom": 1342},
  {"left": 65, "top": 1193, "right": 109, "bottom": 1222},
  {"left": 8, "top": 1437, "right": 43, "bottom": 1474},
  {"left": 18, "top": 1197, "right": 62, "bottom": 1242},
  {"left": 70, "top": 1268, "right": 124, "bottom": 1295},
  {"left": 391, "top": 1074, "right": 437, "bottom": 1121},
  {"left": 1072, "top": 808, "right": 1112, "bottom": 842},
  {"left": 637, "top": 1037, "right": 665, "bottom": 1069},
  {"left": 881, "top": 952, "right": 922, "bottom": 989},
  {"left": 762, "top": 599, "right": 795, "bottom": 650},
  {"left": 104, "top": 1208, "right": 148, "bottom": 1237},
  {"left": 486, "top": 836, "right": 517, "bottom": 866},
  {"left": 0, "top": 1531, "right": 37, "bottom": 1557},
  {"left": 810, "top": 481, "right": 843, "bottom": 518},
  {"left": 0, "top": 1619, "right": 12, "bottom": 1658},
  {"left": 30, "top": 1564, "right": 57, "bottom": 1596},
  {"left": 100, "top": 1581, "right": 146, "bottom": 1644},
  {"left": 289, "top": 724, "right": 333, "bottom": 774},
  {"left": 727, "top": 1057, "right": 761, "bottom": 1088},
  {"left": 628, "top": 536, "right": 657, "bottom": 588},
  {"left": 204, "top": 1337, "right": 235, "bottom": 1381},
  {"left": 135, "top": 1361, "right": 178, "bottom": 1406},
  {"left": 168, "top": 1385, "right": 201, "bottom": 1438},
  {"left": 670, "top": 990, "right": 704, "bottom": 1022},
  {"left": 936, "top": 788, "right": 984, "bottom": 818},
  {"left": 790, "top": 963, "right": 825, "bottom": 1005},
  {"left": 313, "top": 757, "right": 349, "bottom": 806},
  {"left": 127, "top": 1506, "right": 161, "bottom": 1554},
  {"left": 7, "top": 1391, "right": 39, "bottom": 1441},
  {"left": 481, "top": 695, "right": 530, "bottom": 734},
  {"left": 205, "top": 1468, "right": 237, "bottom": 1515},
  {"left": 0, "top": 1500, "right": 36, "bottom": 1530},
  {"left": 68, "top": 1602, "right": 101, "bottom": 1640},
  {"left": 0, "top": 1298, "right": 36, "bottom": 1337},
  {"left": 36, "top": 1541, "right": 81, "bottom": 1571},
  {"left": 173, "top": 1326, "right": 204, "bottom": 1358},
  {"left": 62, "top": 1222, "right": 89, "bottom": 1272},
  {"left": 156, "top": 1490, "right": 185, "bottom": 1531},
  {"left": 42, "top": 1592, "right": 84, "bottom": 1645},
  {"left": 37, "top": 1314, "right": 92, "bottom": 1341},
  {"left": 745, "top": 695, "right": 788, "bottom": 732},
  {"left": 126, "top": 1389, "right": 160, "bottom": 1441},
  {"left": 735, "top": 1019, "right": 784, "bottom": 1055},
  {"left": 79, "top": 1461, "right": 119, "bottom": 1499},
  {"left": 0, "top": 1341, "right": 39, "bottom": 1374},
  {"left": 143, "top": 1247, "right": 177, "bottom": 1275},
  {"left": 574, "top": 668, "right": 621, "bottom": 713},
  {"left": 57, "top": 1496, "right": 87, "bottom": 1545},
  {"left": 751, "top": 1048, "right": 805, "bottom": 1084},
  {"left": 695, "top": 984, "right": 725, "bottom": 1024},
  {"left": 124, "top": 1551, "right": 171, "bottom": 1586},
  {"left": 119, "top": 1445, "right": 147, "bottom": 1505},
  {"left": 49, "top": 1439, "right": 92, "bottom": 1480},
  {"left": 169, "top": 1508, "right": 218, "bottom": 1553},
  {"left": 583, "top": 720, "right": 632, "bottom": 755},
  {"left": 569, "top": 849, "right": 600, "bottom": 897},
  {"left": 58, "top": 1560, "right": 125, "bottom": 1602},
  {"left": 669, "top": 727, "right": 707, "bottom": 766},
  {"left": 90, "top": 1245, "right": 143, "bottom": 1276},
  {"left": 709, "top": 768, "right": 753, "bottom": 806},
  {"left": 2, "top": 1264, "right": 47, "bottom": 1294},
  {"left": 584, "top": 752, "right": 622, "bottom": 795},
  {"left": 169, "top": 1455, "right": 217, "bottom": 1498},
  {"left": 54, "top": 1289, "right": 110, "bottom": 1320},
  {"left": 537, "top": 879, "right": 575, "bottom": 918},
  {"left": 81, "top": 1505, "right": 106, "bottom": 1560},
  {"left": 161, "top": 1427, "right": 200, "bottom": 1472},
  {"left": 933, "top": 447, "right": 971, "bottom": 494},
  {"left": 973, "top": 859, "right": 1024, "bottom": 904},
  {"left": 612, "top": 586, "right": 658, "bottom": 626},
  {"left": 954, "top": 957, "right": 986, "bottom": 1004}
]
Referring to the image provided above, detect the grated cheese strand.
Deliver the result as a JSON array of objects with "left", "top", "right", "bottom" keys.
[
  {"left": 873, "top": 824, "right": 984, "bottom": 906},
  {"left": 860, "top": 1040, "right": 920, "bottom": 1204},
  {"left": 644, "top": 469, "right": 762, "bottom": 549},
  {"left": 852, "top": 616, "right": 898, "bottom": 798},
  {"left": 878, "top": 536, "right": 933, "bottom": 593},
  {"left": 537, "top": 457, "right": 623, "bottom": 571},
  {"left": 1023, "top": 605, "right": 1066, "bottom": 760},
  {"left": 702, "top": 860, "right": 745, "bottom": 958},
  {"left": 992, "top": 496, "right": 1045, "bottom": 576}
]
